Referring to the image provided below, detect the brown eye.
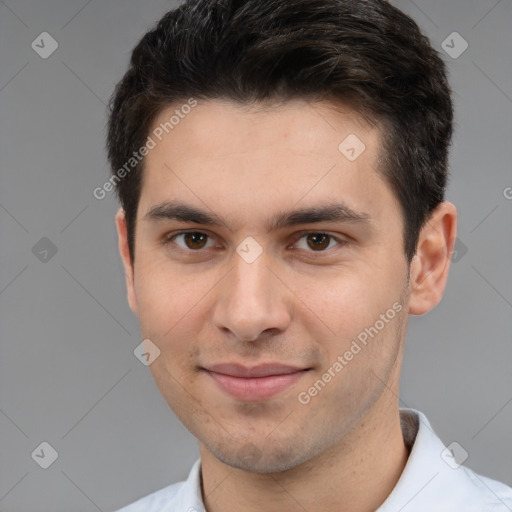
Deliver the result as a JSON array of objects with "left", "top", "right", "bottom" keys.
[
  {"left": 165, "top": 231, "right": 214, "bottom": 251},
  {"left": 292, "top": 232, "right": 346, "bottom": 255},
  {"left": 306, "top": 233, "right": 331, "bottom": 251},
  {"left": 184, "top": 232, "right": 208, "bottom": 249}
]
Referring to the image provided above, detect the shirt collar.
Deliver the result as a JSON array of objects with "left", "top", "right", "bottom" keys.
[
  {"left": 379, "top": 408, "right": 509, "bottom": 511},
  {"left": 174, "top": 408, "right": 510, "bottom": 512}
]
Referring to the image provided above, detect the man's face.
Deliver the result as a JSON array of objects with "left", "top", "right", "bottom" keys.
[{"left": 122, "top": 99, "right": 412, "bottom": 472}]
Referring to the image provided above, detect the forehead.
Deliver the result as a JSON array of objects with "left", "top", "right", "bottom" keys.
[
  {"left": 149, "top": 98, "right": 378, "bottom": 160},
  {"left": 138, "top": 99, "right": 398, "bottom": 229}
]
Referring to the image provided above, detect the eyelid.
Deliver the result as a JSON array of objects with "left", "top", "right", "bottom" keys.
[
  {"left": 289, "top": 230, "right": 348, "bottom": 254},
  {"left": 163, "top": 229, "right": 349, "bottom": 255},
  {"left": 162, "top": 229, "right": 219, "bottom": 250}
]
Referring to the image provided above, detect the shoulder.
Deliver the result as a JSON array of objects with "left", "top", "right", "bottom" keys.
[
  {"left": 379, "top": 409, "right": 512, "bottom": 511},
  {"left": 459, "top": 466, "right": 512, "bottom": 510},
  {"left": 115, "top": 459, "right": 203, "bottom": 512},
  {"left": 115, "top": 481, "right": 184, "bottom": 512}
]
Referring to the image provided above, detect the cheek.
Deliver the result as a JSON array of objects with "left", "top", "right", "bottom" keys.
[
  {"left": 296, "top": 265, "right": 393, "bottom": 328},
  {"left": 132, "top": 261, "right": 221, "bottom": 383},
  {"left": 296, "top": 262, "right": 406, "bottom": 365},
  {"left": 133, "top": 259, "right": 206, "bottom": 334}
]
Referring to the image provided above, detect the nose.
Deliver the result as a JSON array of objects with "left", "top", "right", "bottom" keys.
[{"left": 211, "top": 248, "right": 292, "bottom": 343}]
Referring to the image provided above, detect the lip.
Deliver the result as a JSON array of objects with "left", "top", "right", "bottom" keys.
[{"left": 203, "top": 363, "right": 310, "bottom": 401}]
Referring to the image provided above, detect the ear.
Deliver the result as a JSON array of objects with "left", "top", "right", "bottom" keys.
[
  {"left": 408, "top": 202, "right": 457, "bottom": 315},
  {"left": 115, "top": 207, "right": 139, "bottom": 316}
]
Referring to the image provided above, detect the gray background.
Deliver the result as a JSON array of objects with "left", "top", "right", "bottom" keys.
[{"left": 0, "top": 0, "right": 511, "bottom": 510}]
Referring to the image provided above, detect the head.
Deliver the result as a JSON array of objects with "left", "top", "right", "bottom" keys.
[{"left": 107, "top": 0, "right": 457, "bottom": 473}]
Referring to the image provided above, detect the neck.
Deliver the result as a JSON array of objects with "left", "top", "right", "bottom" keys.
[{"left": 199, "top": 397, "right": 410, "bottom": 512}]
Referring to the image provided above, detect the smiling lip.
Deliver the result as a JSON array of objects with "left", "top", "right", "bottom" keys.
[{"left": 203, "top": 363, "right": 310, "bottom": 401}]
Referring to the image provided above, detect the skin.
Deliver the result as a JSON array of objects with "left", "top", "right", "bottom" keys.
[{"left": 116, "top": 98, "right": 457, "bottom": 512}]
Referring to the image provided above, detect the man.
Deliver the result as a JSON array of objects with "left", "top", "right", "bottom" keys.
[{"left": 107, "top": 0, "right": 512, "bottom": 510}]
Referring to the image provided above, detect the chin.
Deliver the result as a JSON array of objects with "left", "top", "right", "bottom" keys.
[{"left": 208, "top": 439, "right": 311, "bottom": 474}]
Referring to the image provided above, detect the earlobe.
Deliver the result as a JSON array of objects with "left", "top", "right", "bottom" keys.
[
  {"left": 115, "top": 208, "right": 139, "bottom": 316},
  {"left": 408, "top": 202, "right": 457, "bottom": 316}
]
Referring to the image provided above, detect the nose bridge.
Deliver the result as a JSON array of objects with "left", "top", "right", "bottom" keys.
[
  {"left": 232, "top": 251, "right": 273, "bottom": 306},
  {"left": 212, "top": 246, "right": 291, "bottom": 341}
]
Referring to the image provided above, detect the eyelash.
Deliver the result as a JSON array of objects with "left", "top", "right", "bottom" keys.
[{"left": 161, "top": 230, "right": 348, "bottom": 257}]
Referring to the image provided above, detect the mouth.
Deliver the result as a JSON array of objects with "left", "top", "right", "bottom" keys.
[{"left": 202, "top": 363, "right": 311, "bottom": 402}]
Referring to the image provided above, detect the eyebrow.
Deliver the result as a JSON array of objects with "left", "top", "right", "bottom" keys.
[{"left": 143, "top": 200, "right": 371, "bottom": 231}]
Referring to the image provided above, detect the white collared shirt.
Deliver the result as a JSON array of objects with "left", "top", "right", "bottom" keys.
[{"left": 116, "top": 408, "right": 512, "bottom": 511}]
